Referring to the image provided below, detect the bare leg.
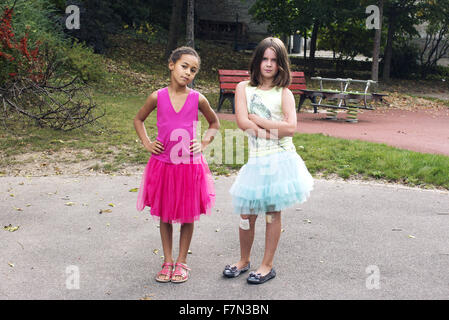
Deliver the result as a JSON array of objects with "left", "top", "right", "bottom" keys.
[
  {"left": 255, "top": 211, "right": 281, "bottom": 276},
  {"left": 160, "top": 222, "right": 174, "bottom": 263},
  {"left": 232, "top": 214, "right": 257, "bottom": 269},
  {"left": 173, "top": 222, "right": 194, "bottom": 281},
  {"left": 158, "top": 221, "right": 174, "bottom": 281}
]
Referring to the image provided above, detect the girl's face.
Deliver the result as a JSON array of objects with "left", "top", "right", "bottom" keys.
[
  {"left": 260, "top": 47, "right": 278, "bottom": 82},
  {"left": 169, "top": 54, "right": 199, "bottom": 86}
]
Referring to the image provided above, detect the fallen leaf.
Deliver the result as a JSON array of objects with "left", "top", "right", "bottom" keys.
[
  {"left": 129, "top": 188, "right": 138, "bottom": 192},
  {"left": 8, "top": 262, "right": 14, "bottom": 268},
  {"left": 108, "top": 203, "right": 115, "bottom": 207},
  {"left": 408, "top": 235, "right": 415, "bottom": 239},
  {"left": 4, "top": 224, "right": 19, "bottom": 232},
  {"left": 99, "top": 209, "right": 112, "bottom": 214},
  {"left": 215, "top": 228, "right": 220, "bottom": 232},
  {"left": 188, "top": 250, "right": 192, "bottom": 254},
  {"left": 65, "top": 202, "right": 75, "bottom": 206},
  {"left": 13, "top": 207, "right": 23, "bottom": 211},
  {"left": 153, "top": 249, "right": 159, "bottom": 254},
  {"left": 303, "top": 219, "right": 312, "bottom": 224}
]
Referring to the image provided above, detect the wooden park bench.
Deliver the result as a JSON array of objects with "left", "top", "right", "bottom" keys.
[{"left": 217, "top": 69, "right": 307, "bottom": 113}]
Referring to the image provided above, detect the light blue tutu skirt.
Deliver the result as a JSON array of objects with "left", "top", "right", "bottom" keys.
[{"left": 229, "top": 151, "right": 314, "bottom": 215}]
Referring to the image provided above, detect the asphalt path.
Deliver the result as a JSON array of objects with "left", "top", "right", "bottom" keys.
[{"left": 1, "top": 175, "right": 449, "bottom": 300}]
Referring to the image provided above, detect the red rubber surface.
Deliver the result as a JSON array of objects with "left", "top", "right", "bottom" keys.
[{"left": 217, "top": 109, "right": 449, "bottom": 156}]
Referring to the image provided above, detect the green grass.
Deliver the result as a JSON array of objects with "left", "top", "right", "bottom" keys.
[{"left": 293, "top": 133, "right": 449, "bottom": 189}]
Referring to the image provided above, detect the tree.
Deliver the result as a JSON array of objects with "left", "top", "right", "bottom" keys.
[
  {"left": 382, "top": 0, "right": 418, "bottom": 81},
  {"left": 186, "top": 0, "right": 194, "bottom": 48},
  {"left": 418, "top": 0, "right": 449, "bottom": 76},
  {"left": 318, "top": 1, "right": 370, "bottom": 73},
  {"left": 249, "top": 0, "right": 337, "bottom": 75},
  {"left": 370, "top": 0, "right": 383, "bottom": 81},
  {"left": 164, "top": 0, "right": 184, "bottom": 59}
]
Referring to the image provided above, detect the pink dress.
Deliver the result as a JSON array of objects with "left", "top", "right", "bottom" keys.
[{"left": 136, "top": 87, "right": 215, "bottom": 223}]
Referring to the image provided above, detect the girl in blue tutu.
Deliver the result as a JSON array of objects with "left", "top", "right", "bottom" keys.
[{"left": 223, "top": 37, "right": 314, "bottom": 284}]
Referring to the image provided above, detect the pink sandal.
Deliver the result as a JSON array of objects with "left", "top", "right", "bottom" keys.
[
  {"left": 171, "top": 263, "right": 191, "bottom": 283},
  {"left": 155, "top": 262, "right": 174, "bottom": 283}
]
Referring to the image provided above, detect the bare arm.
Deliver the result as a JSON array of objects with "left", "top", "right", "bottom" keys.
[
  {"left": 248, "top": 87, "right": 297, "bottom": 138},
  {"left": 193, "top": 93, "right": 220, "bottom": 152},
  {"left": 133, "top": 91, "right": 164, "bottom": 154}
]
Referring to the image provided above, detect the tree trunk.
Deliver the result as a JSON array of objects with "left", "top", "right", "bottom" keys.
[
  {"left": 186, "top": 0, "right": 194, "bottom": 48},
  {"left": 186, "top": 0, "right": 195, "bottom": 88},
  {"left": 164, "top": 0, "right": 184, "bottom": 59},
  {"left": 382, "top": 13, "right": 395, "bottom": 82},
  {"left": 303, "top": 29, "right": 307, "bottom": 70},
  {"left": 281, "top": 34, "right": 289, "bottom": 49},
  {"left": 371, "top": 0, "right": 383, "bottom": 81},
  {"left": 309, "top": 20, "right": 319, "bottom": 75}
]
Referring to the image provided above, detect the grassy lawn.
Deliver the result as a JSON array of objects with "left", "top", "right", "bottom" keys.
[{"left": 1, "top": 36, "right": 448, "bottom": 189}]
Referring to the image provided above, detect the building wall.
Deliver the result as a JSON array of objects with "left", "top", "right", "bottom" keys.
[{"left": 196, "top": 0, "right": 269, "bottom": 41}]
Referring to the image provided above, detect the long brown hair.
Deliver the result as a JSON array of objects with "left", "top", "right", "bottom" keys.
[{"left": 249, "top": 37, "right": 291, "bottom": 87}]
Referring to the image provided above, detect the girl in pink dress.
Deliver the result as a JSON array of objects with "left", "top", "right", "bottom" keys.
[{"left": 134, "top": 46, "right": 220, "bottom": 283}]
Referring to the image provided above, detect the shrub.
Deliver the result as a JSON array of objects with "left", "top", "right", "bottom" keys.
[
  {"left": 390, "top": 41, "right": 420, "bottom": 79},
  {"left": 8, "top": 0, "right": 64, "bottom": 47},
  {"left": 60, "top": 40, "right": 106, "bottom": 83}
]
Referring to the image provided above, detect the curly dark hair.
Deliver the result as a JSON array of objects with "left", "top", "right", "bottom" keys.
[{"left": 168, "top": 46, "right": 201, "bottom": 68}]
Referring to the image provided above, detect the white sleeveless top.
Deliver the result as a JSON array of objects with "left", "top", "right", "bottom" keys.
[{"left": 245, "top": 84, "right": 296, "bottom": 157}]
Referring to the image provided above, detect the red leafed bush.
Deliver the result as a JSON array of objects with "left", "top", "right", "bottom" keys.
[{"left": 0, "top": 6, "right": 44, "bottom": 86}]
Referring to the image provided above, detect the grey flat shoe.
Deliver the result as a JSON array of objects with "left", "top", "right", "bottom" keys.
[
  {"left": 247, "top": 268, "right": 276, "bottom": 284},
  {"left": 223, "top": 263, "right": 251, "bottom": 278}
]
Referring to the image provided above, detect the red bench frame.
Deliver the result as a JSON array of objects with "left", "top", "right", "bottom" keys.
[{"left": 217, "top": 69, "right": 307, "bottom": 113}]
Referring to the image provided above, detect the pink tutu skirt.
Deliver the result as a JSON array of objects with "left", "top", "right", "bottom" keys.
[{"left": 137, "top": 154, "right": 215, "bottom": 224}]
